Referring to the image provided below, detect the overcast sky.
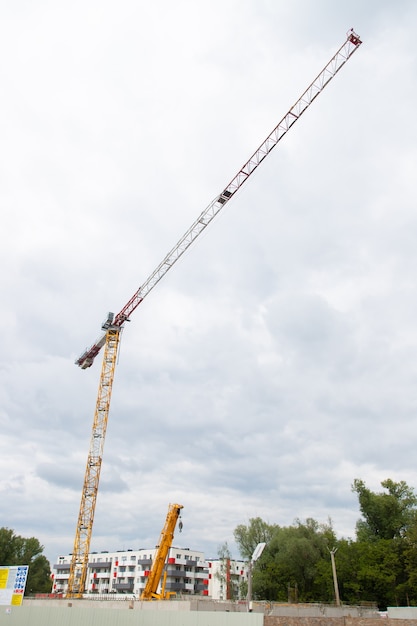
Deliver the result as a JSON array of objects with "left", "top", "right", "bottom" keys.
[{"left": 1, "top": 0, "right": 417, "bottom": 567}]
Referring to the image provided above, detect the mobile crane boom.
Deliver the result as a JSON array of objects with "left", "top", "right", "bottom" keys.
[
  {"left": 141, "top": 504, "right": 184, "bottom": 600},
  {"left": 66, "top": 30, "right": 362, "bottom": 597}
]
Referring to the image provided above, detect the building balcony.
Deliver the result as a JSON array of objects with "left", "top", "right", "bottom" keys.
[
  {"left": 88, "top": 561, "right": 112, "bottom": 569},
  {"left": 113, "top": 583, "right": 134, "bottom": 592},
  {"left": 91, "top": 572, "right": 111, "bottom": 580},
  {"left": 53, "top": 564, "right": 71, "bottom": 571},
  {"left": 195, "top": 575, "right": 209, "bottom": 583},
  {"left": 166, "top": 567, "right": 186, "bottom": 577},
  {"left": 164, "top": 582, "right": 184, "bottom": 592}
]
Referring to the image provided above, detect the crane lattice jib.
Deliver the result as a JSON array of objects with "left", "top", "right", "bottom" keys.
[{"left": 76, "top": 29, "right": 362, "bottom": 370}]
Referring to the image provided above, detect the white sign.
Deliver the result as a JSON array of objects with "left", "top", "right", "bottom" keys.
[{"left": 0, "top": 566, "right": 29, "bottom": 606}]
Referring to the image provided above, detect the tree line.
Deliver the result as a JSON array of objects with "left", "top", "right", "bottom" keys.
[
  {"left": 0, "top": 528, "right": 51, "bottom": 594},
  {"left": 3, "top": 476, "right": 417, "bottom": 604},
  {"left": 233, "top": 479, "right": 417, "bottom": 610}
]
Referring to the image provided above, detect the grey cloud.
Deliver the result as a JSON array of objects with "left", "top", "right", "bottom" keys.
[{"left": 2, "top": 0, "right": 417, "bottom": 567}]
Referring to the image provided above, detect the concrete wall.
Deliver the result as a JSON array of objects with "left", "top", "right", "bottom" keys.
[
  {"left": 3, "top": 599, "right": 417, "bottom": 626},
  {"left": 19, "top": 597, "right": 261, "bottom": 612},
  {"left": 0, "top": 604, "right": 263, "bottom": 626},
  {"left": 388, "top": 608, "right": 417, "bottom": 620},
  {"left": 264, "top": 615, "right": 417, "bottom": 626},
  {"left": 266, "top": 604, "right": 380, "bottom": 618}
]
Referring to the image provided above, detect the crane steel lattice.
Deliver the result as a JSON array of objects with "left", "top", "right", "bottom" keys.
[{"left": 66, "top": 29, "right": 362, "bottom": 597}]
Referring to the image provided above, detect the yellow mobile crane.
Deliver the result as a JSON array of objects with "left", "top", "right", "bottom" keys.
[
  {"left": 66, "top": 30, "right": 362, "bottom": 597},
  {"left": 141, "top": 504, "right": 184, "bottom": 600}
]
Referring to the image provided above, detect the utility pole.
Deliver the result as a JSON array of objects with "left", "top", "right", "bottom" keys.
[
  {"left": 329, "top": 547, "right": 341, "bottom": 606},
  {"left": 247, "top": 560, "right": 253, "bottom": 610}
]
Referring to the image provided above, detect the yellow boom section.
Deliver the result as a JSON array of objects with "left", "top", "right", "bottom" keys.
[{"left": 141, "top": 504, "right": 184, "bottom": 600}]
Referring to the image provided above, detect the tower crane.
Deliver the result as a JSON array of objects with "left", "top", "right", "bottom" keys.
[
  {"left": 66, "top": 29, "right": 362, "bottom": 597},
  {"left": 141, "top": 503, "right": 184, "bottom": 600}
]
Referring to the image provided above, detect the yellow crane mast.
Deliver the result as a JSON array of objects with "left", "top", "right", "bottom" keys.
[
  {"left": 141, "top": 503, "right": 184, "bottom": 600},
  {"left": 66, "top": 30, "right": 362, "bottom": 597},
  {"left": 66, "top": 322, "right": 119, "bottom": 596}
]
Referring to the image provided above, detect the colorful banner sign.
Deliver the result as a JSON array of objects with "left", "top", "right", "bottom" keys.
[{"left": 0, "top": 566, "right": 29, "bottom": 606}]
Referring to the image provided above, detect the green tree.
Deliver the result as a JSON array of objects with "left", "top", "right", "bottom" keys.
[
  {"left": 401, "top": 512, "right": 417, "bottom": 605},
  {"left": 352, "top": 479, "right": 417, "bottom": 541},
  {"left": 277, "top": 519, "right": 336, "bottom": 602},
  {"left": 0, "top": 527, "right": 51, "bottom": 595},
  {"left": 351, "top": 478, "right": 417, "bottom": 609},
  {"left": 234, "top": 517, "right": 278, "bottom": 561},
  {"left": 215, "top": 542, "right": 231, "bottom": 600},
  {"left": 243, "top": 518, "right": 337, "bottom": 603},
  {"left": 26, "top": 555, "right": 52, "bottom": 595},
  {"left": 232, "top": 479, "right": 417, "bottom": 608},
  {"left": 0, "top": 528, "right": 16, "bottom": 564},
  {"left": 355, "top": 538, "right": 407, "bottom": 609}
]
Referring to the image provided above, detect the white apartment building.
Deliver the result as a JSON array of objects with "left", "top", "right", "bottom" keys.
[
  {"left": 52, "top": 547, "right": 209, "bottom": 598},
  {"left": 206, "top": 559, "right": 248, "bottom": 600}
]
